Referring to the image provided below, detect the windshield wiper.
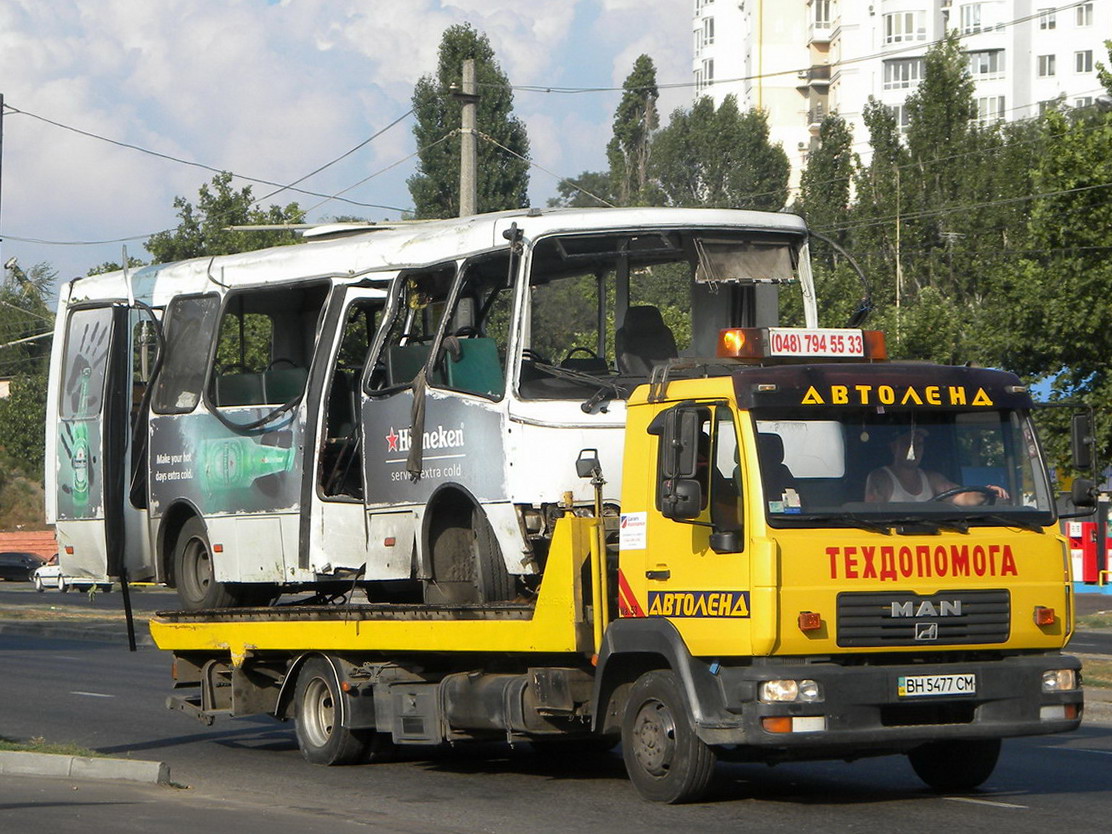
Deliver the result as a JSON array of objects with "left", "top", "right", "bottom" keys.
[
  {"left": 824, "top": 515, "right": 894, "bottom": 535},
  {"left": 962, "top": 513, "right": 1046, "bottom": 532}
]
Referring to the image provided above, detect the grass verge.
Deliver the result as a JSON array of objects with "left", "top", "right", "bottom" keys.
[
  {"left": 1083, "top": 657, "right": 1112, "bottom": 689},
  {"left": 0, "top": 736, "right": 104, "bottom": 757},
  {"left": 1078, "top": 612, "right": 1112, "bottom": 629}
]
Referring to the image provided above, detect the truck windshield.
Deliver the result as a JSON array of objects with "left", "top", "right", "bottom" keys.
[{"left": 751, "top": 407, "right": 1055, "bottom": 528}]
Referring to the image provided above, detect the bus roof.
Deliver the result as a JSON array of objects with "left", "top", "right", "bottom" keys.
[{"left": 64, "top": 207, "right": 810, "bottom": 308}]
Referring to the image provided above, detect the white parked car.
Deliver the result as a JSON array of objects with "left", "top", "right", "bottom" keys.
[{"left": 32, "top": 562, "right": 112, "bottom": 593}]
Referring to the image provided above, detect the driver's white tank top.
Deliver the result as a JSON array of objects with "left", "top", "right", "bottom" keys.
[{"left": 881, "top": 466, "right": 932, "bottom": 502}]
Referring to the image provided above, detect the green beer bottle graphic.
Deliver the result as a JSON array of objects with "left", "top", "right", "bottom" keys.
[{"left": 199, "top": 436, "right": 295, "bottom": 493}]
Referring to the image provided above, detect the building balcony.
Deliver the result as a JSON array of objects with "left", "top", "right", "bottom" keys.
[
  {"left": 796, "top": 64, "right": 832, "bottom": 89},
  {"left": 809, "top": 22, "right": 833, "bottom": 45}
]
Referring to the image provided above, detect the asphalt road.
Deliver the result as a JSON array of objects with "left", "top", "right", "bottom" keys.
[
  {"left": 0, "top": 582, "right": 178, "bottom": 613},
  {"left": 2, "top": 632, "right": 1112, "bottom": 832}
]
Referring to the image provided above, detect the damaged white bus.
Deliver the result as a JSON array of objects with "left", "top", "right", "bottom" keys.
[{"left": 46, "top": 207, "right": 821, "bottom": 609}]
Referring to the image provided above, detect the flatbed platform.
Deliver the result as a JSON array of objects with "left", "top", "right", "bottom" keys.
[{"left": 149, "top": 518, "right": 600, "bottom": 662}]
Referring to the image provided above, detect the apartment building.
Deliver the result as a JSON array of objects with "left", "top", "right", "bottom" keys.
[{"left": 693, "top": 1, "right": 1111, "bottom": 188}]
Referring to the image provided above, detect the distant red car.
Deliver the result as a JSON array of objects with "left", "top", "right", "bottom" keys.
[{"left": 0, "top": 552, "right": 42, "bottom": 582}]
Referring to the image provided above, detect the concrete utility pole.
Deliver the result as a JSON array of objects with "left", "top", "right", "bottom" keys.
[
  {"left": 456, "top": 60, "right": 479, "bottom": 217},
  {"left": 1, "top": 92, "right": 5, "bottom": 264}
]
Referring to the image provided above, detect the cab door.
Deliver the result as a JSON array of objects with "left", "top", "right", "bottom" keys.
[{"left": 55, "top": 304, "right": 131, "bottom": 579}]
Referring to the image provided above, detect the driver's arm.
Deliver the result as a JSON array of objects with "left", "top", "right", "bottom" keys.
[{"left": 927, "top": 472, "right": 1009, "bottom": 505}]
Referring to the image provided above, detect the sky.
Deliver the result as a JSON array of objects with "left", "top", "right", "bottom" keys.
[{"left": 0, "top": 0, "right": 694, "bottom": 289}]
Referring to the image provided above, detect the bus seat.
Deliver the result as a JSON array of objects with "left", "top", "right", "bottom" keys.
[
  {"left": 215, "top": 372, "right": 264, "bottom": 407},
  {"left": 615, "top": 305, "right": 678, "bottom": 375},
  {"left": 387, "top": 343, "right": 431, "bottom": 387},
  {"left": 263, "top": 367, "right": 308, "bottom": 404},
  {"left": 445, "top": 337, "right": 504, "bottom": 397}
]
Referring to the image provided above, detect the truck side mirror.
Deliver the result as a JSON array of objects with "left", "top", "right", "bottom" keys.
[
  {"left": 1071, "top": 413, "right": 1093, "bottom": 471},
  {"left": 1070, "top": 478, "right": 1096, "bottom": 510},
  {"left": 661, "top": 478, "right": 703, "bottom": 520},
  {"left": 661, "top": 408, "right": 700, "bottom": 480}
]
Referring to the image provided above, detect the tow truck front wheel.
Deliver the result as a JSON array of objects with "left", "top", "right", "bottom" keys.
[
  {"left": 294, "top": 658, "right": 393, "bottom": 766},
  {"left": 908, "top": 738, "right": 1001, "bottom": 792},
  {"left": 621, "top": 670, "right": 716, "bottom": 803}
]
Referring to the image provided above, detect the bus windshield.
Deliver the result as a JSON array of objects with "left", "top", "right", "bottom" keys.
[{"left": 752, "top": 407, "right": 1056, "bottom": 529}]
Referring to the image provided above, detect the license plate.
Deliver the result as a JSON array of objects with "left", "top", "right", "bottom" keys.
[
  {"left": 897, "top": 673, "right": 976, "bottom": 697},
  {"left": 767, "top": 328, "right": 865, "bottom": 358}
]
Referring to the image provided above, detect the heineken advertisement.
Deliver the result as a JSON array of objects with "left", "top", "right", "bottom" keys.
[
  {"left": 57, "top": 368, "right": 102, "bottom": 522},
  {"left": 149, "top": 414, "right": 302, "bottom": 515}
]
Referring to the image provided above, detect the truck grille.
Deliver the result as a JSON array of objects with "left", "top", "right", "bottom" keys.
[{"left": 836, "top": 589, "right": 1010, "bottom": 647}]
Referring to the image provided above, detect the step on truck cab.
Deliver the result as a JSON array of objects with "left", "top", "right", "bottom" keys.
[{"left": 151, "top": 324, "right": 1087, "bottom": 803}]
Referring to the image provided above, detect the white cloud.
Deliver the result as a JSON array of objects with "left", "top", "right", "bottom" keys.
[{"left": 0, "top": 0, "right": 692, "bottom": 279}]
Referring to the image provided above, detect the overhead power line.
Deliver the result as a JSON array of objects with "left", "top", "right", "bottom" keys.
[{"left": 2, "top": 102, "right": 412, "bottom": 212}]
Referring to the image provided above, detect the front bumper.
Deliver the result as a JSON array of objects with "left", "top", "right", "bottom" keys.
[{"left": 698, "top": 653, "right": 1083, "bottom": 753}]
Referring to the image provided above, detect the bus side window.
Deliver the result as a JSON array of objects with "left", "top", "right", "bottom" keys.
[
  {"left": 373, "top": 268, "right": 454, "bottom": 392},
  {"left": 430, "top": 255, "right": 511, "bottom": 399},
  {"left": 210, "top": 286, "right": 328, "bottom": 407},
  {"left": 152, "top": 295, "right": 221, "bottom": 414}
]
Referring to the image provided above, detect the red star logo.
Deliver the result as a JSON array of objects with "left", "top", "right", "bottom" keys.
[{"left": 386, "top": 428, "right": 399, "bottom": 452}]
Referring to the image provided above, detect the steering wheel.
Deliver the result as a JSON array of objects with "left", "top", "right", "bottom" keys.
[
  {"left": 931, "top": 485, "right": 997, "bottom": 505},
  {"left": 453, "top": 326, "right": 480, "bottom": 338},
  {"left": 563, "top": 346, "right": 599, "bottom": 362},
  {"left": 266, "top": 358, "right": 297, "bottom": 371}
]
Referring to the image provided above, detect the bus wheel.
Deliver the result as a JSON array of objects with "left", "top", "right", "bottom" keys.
[
  {"left": 908, "top": 738, "right": 1001, "bottom": 792},
  {"left": 425, "top": 505, "right": 512, "bottom": 605},
  {"left": 294, "top": 658, "right": 387, "bottom": 765},
  {"left": 174, "top": 517, "right": 239, "bottom": 610},
  {"left": 621, "top": 670, "right": 716, "bottom": 804}
]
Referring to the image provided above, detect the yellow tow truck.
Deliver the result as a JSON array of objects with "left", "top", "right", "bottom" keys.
[{"left": 151, "top": 326, "right": 1087, "bottom": 803}]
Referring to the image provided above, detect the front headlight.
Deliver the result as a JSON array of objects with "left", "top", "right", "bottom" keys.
[
  {"left": 1042, "top": 669, "right": 1077, "bottom": 692},
  {"left": 759, "top": 679, "right": 823, "bottom": 703}
]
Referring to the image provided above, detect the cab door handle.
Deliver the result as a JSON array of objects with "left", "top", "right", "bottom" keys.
[{"left": 645, "top": 570, "right": 671, "bottom": 580}]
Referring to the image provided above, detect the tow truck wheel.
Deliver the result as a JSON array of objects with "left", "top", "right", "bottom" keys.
[
  {"left": 908, "top": 738, "right": 1001, "bottom": 791},
  {"left": 294, "top": 658, "right": 383, "bottom": 765},
  {"left": 173, "top": 517, "right": 239, "bottom": 610},
  {"left": 621, "top": 670, "right": 716, "bottom": 803}
]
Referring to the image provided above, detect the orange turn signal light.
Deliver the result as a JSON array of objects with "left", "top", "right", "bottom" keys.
[
  {"left": 762, "top": 716, "right": 793, "bottom": 734},
  {"left": 1034, "top": 606, "right": 1056, "bottom": 626},
  {"left": 798, "top": 611, "right": 823, "bottom": 632}
]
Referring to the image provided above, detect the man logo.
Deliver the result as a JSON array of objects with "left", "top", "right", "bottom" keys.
[
  {"left": 915, "top": 622, "right": 939, "bottom": 641},
  {"left": 890, "top": 600, "right": 962, "bottom": 618}
]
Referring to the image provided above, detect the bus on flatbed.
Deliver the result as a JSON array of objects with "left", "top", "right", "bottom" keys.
[{"left": 46, "top": 207, "right": 818, "bottom": 609}]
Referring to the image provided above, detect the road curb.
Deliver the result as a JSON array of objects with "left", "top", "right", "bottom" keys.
[{"left": 0, "top": 750, "right": 170, "bottom": 784}]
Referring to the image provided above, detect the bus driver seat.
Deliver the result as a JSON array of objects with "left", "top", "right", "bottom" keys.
[{"left": 615, "top": 305, "right": 679, "bottom": 376}]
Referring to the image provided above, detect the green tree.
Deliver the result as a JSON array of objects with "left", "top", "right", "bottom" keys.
[
  {"left": 145, "top": 171, "right": 305, "bottom": 263},
  {"left": 797, "top": 113, "right": 854, "bottom": 246},
  {"left": 408, "top": 23, "right": 530, "bottom": 218},
  {"left": 0, "top": 261, "right": 55, "bottom": 485},
  {"left": 649, "top": 95, "right": 789, "bottom": 211},
  {"left": 998, "top": 102, "right": 1112, "bottom": 458},
  {"left": 547, "top": 171, "right": 614, "bottom": 208},
  {"left": 607, "top": 55, "right": 659, "bottom": 205}
]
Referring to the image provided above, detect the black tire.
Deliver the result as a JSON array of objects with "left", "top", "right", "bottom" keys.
[
  {"left": 908, "top": 738, "right": 1001, "bottom": 792},
  {"left": 173, "top": 517, "right": 240, "bottom": 610},
  {"left": 621, "top": 670, "right": 717, "bottom": 803},
  {"left": 425, "top": 504, "right": 513, "bottom": 604},
  {"left": 294, "top": 657, "right": 379, "bottom": 765}
]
